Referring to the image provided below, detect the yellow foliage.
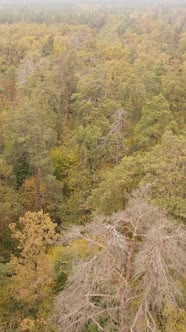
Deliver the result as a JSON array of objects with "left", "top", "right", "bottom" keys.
[
  {"left": 9, "top": 211, "right": 58, "bottom": 305},
  {"left": 20, "top": 177, "right": 44, "bottom": 212},
  {"left": 162, "top": 306, "right": 186, "bottom": 332},
  {"left": 49, "top": 237, "right": 99, "bottom": 263},
  {"left": 20, "top": 318, "right": 35, "bottom": 332}
]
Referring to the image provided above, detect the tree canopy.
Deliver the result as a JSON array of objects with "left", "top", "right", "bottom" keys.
[{"left": 0, "top": 2, "right": 185, "bottom": 331}]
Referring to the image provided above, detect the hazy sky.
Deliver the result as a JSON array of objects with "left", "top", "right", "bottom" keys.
[
  {"left": 3, "top": 0, "right": 186, "bottom": 4},
  {"left": 1, "top": 0, "right": 186, "bottom": 9}
]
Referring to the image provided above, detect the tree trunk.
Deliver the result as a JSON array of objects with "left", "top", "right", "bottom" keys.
[
  {"left": 64, "top": 89, "right": 69, "bottom": 131},
  {"left": 119, "top": 235, "right": 137, "bottom": 331},
  {"left": 0, "top": 116, "right": 3, "bottom": 153},
  {"left": 120, "top": 286, "right": 130, "bottom": 332},
  {"left": 34, "top": 166, "right": 42, "bottom": 212},
  {"left": 126, "top": 237, "right": 136, "bottom": 282}
]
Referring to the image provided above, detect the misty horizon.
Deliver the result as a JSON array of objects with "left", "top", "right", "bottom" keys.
[{"left": 1, "top": 0, "right": 186, "bottom": 6}]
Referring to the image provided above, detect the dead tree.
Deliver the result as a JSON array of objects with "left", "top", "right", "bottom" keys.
[{"left": 55, "top": 186, "right": 186, "bottom": 332}]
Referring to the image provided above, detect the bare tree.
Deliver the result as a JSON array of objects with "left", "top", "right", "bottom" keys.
[
  {"left": 99, "top": 108, "right": 128, "bottom": 165},
  {"left": 55, "top": 186, "right": 186, "bottom": 332}
]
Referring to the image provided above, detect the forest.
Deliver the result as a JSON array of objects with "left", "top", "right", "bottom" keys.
[{"left": 0, "top": 1, "right": 186, "bottom": 331}]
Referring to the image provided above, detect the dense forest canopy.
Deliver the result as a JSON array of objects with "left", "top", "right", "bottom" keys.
[{"left": 0, "top": 1, "right": 185, "bottom": 331}]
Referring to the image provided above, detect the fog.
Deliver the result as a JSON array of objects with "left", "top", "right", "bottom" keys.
[{"left": 2, "top": 0, "right": 186, "bottom": 6}]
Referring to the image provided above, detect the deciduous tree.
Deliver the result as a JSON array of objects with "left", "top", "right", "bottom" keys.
[{"left": 55, "top": 188, "right": 186, "bottom": 332}]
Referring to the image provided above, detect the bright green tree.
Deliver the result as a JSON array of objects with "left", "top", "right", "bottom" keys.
[
  {"left": 134, "top": 94, "right": 177, "bottom": 150},
  {"left": 142, "top": 132, "right": 186, "bottom": 221}
]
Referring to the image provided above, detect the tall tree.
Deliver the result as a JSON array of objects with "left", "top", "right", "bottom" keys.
[
  {"left": 7, "top": 211, "right": 58, "bottom": 330},
  {"left": 142, "top": 132, "right": 186, "bottom": 221},
  {"left": 133, "top": 94, "right": 177, "bottom": 151},
  {"left": 55, "top": 188, "right": 186, "bottom": 332},
  {"left": 4, "top": 99, "right": 57, "bottom": 211},
  {"left": 0, "top": 158, "right": 21, "bottom": 261}
]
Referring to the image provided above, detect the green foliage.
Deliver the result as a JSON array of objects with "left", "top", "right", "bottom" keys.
[
  {"left": 162, "top": 63, "right": 186, "bottom": 130},
  {"left": 142, "top": 132, "right": 186, "bottom": 221},
  {"left": 91, "top": 131, "right": 186, "bottom": 222},
  {"left": 51, "top": 238, "right": 99, "bottom": 293},
  {"left": 0, "top": 211, "right": 59, "bottom": 332},
  {"left": 50, "top": 147, "right": 76, "bottom": 183},
  {"left": 4, "top": 99, "right": 57, "bottom": 171},
  {"left": 0, "top": 159, "right": 21, "bottom": 261},
  {"left": 0, "top": 4, "right": 186, "bottom": 331},
  {"left": 90, "top": 154, "right": 144, "bottom": 214},
  {"left": 134, "top": 94, "right": 177, "bottom": 150},
  {"left": 41, "top": 35, "right": 54, "bottom": 57}
]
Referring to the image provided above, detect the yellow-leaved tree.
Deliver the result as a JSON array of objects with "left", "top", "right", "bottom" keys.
[{"left": 7, "top": 210, "right": 58, "bottom": 331}]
